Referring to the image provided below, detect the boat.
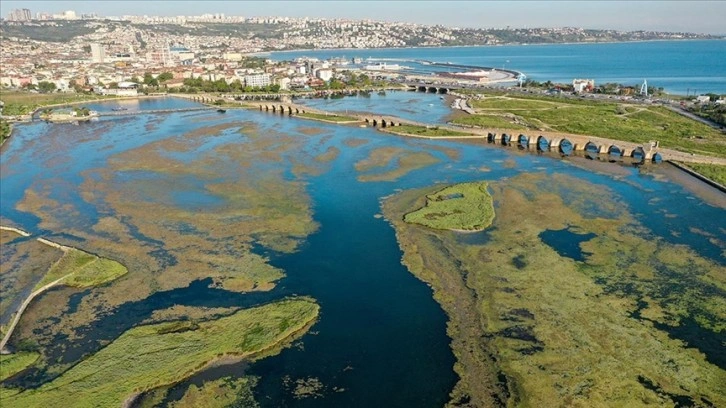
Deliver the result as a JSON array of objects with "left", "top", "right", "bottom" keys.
[
  {"left": 217, "top": 109, "right": 226, "bottom": 113},
  {"left": 112, "top": 107, "right": 128, "bottom": 111}
]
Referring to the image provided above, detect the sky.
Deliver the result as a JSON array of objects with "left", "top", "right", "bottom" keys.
[{"left": 2, "top": 1, "right": 725, "bottom": 35}]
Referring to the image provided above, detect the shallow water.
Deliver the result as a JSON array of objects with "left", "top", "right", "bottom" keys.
[{"left": 1, "top": 96, "right": 724, "bottom": 405}]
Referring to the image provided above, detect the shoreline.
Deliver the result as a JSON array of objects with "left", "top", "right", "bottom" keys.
[
  {"left": 265, "top": 38, "right": 724, "bottom": 57},
  {"left": 122, "top": 304, "right": 319, "bottom": 408}
]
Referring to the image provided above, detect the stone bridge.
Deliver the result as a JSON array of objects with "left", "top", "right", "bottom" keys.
[
  {"left": 254, "top": 101, "right": 428, "bottom": 129},
  {"left": 402, "top": 82, "right": 451, "bottom": 94},
  {"left": 486, "top": 132, "right": 661, "bottom": 162}
]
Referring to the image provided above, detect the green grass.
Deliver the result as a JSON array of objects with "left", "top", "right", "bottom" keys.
[
  {"left": 0, "top": 352, "right": 40, "bottom": 382},
  {"left": 452, "top": 114, "right": 528, "bottom": 130},
  {"left": 0, "top": 92, "right": 117, "bottom": 116},
  {"left": 471, "top": 97, "right": 558, "bottom": 110},
  {"left": 33, "top": 248, "right": 127, "bottom": 290},
  {"left": 455, "top": 93, "right": 726, "bottom": 157},
  {"left": 391, "top": 124, "right": 476, "bottom": 137},
  {"left": 296, "top": 112, "right": 359, "bottom": 122},
  {"left": 404, "top": 182, "right": 494, "bottom": 231},
  {"left": 680, "top": 162, "right": 726, "bottom": 186},
  {"left": 0, "top": 119, "right": 11, "bottom": 144},
  {"left": 4, "top": 299, "right": 319, "bottom": 408}
]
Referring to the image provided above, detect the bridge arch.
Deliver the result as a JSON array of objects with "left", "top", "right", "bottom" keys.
[
  {"left": 279, "top": 105, "right": 285, "bottom": 114},
  {"left": 518, "top": 134, "right": 529, "bottom": 149},
  {"left": 372, "top": 119, "right": 378, "bottom": 127},
  {"left": 584, "top": 142, "right": 599, "bottom": 154},
  {"left": 487, "top": 132, "right": 496, "bottom": 143},
  {"left": 608, "top": 145, "right": 622, "bottom": 159},
  {"left": 501, "top": 133, "right": 511, "bottom": 146},
  {"left": 438, "top": 88, "right": 448, "bottom": 94},
  {"left": 537, "top": 136, "right": 549, "bottom": 151},
  {"left": 631, "top": 147, "right": 645, "bottom": 161},
  {"left": 559, "top": 139, "right": 573, "bottom": 155},
  {"left": 428, "top": 87, "right": 437, "bottom": 93},
  {"left": 381, "top": 119, "right": 387, "bottom": 128}
]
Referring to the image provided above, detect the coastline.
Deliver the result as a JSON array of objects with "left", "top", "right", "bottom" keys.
[{"left": 264, "top": 38, "right": 725, "bottom": 57}]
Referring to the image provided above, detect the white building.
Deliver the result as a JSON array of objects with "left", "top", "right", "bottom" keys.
[
  {"left": 222, "top": 52, "right": 243, "bottom": 62},
  {"left": 244, "top": 73, "right": 271, "bottom": 88},
  {"left": 8, "top": 9, "right": 31, "bottom": 21},
  {"left": 573, "top": 79, "right": 594, "bottom": 93},
  {"left": 316, "top": 69, "right": 333, "bottom": 82},
  {"left": 276, "top": 77, "right": 291, "bottom": 90},
  {"left": 90, "top": 43, "right": 105, "bottom": 63}
]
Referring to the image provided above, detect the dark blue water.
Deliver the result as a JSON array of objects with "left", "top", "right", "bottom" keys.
[
  {"left": 539, "top": 227, "right": 596, "bottom": 262},
  {"left": 271, "top": 40, "right": 726, "bottom": 94},
  {"left": 1, "top": 97, "right": 725, "bottom": 405}
]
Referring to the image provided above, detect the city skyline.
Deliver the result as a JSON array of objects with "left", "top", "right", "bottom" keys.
[{"left": 3, "top": 1, "right": 726, "bottom": 35}]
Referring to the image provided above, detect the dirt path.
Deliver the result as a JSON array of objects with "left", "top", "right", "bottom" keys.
[
  {"left": 0, "top": 272, "right": 68, "bottom": 353},
  {"left": 0, "top": 235, "right": 73, "bottom": 354}
]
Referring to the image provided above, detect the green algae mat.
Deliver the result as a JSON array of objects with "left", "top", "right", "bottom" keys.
[
  {"left": 384, "top": 174, "right": 726, "bottom": 407},
  {"left": 404, "top": 181, "right": 494, "bottom": 231},
  {"left": 1, "top": 299, "right": 319, "bottom": 407}
]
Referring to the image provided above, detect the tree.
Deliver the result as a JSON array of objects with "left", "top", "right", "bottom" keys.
[
  {"left": 37, "top": 81, "right": 57, "bottom": 93},
  {"left": 157, "top": 72, "right": 174, "bottom": 82},
  {"left": 143, "top": 73, "right": 158, "bottom": 87},
  {"left": 328, "top": 78, "right": 345, "bottom": 90}
]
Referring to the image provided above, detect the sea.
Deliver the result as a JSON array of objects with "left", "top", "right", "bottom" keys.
[{"left": 270, "top": 39, "right": 726, "bottom": 95}]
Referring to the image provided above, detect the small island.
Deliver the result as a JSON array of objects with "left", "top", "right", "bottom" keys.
[{"left": 403, "top": 181, "right": 494, "bottom": 231}]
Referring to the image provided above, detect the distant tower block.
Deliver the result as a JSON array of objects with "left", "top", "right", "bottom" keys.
[{"left": 640, "top": 79, "right": 648, "bottom": 96}]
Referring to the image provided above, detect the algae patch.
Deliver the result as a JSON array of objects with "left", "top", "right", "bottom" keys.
[
  {"left": 3, "top": 298, "right": 319, "bottom": 408},
  {"left": 403, "top": 181, "right": 494, "bottom": 231},
  {"left": 383, "top": 172, "right": 726, "bottom": 407}
]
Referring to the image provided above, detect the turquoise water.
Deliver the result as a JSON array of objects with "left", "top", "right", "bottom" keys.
[
  {"left": 1, "top": 97, "right": 725, "bottom": 405},
  {"left": 272, "top": 40, "right": 726, "bottom": 94},
  {"left": 296, "top": 90, "right": 452, "bottom": 124}
]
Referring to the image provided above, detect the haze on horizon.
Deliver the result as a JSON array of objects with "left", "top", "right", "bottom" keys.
[{"left": 2, "top": 0, "right": 725, "bottom": 35}]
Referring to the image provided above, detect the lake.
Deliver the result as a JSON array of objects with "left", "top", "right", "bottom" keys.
[{"left": 1, "top": 94, "right": 724, "bottom": 406}]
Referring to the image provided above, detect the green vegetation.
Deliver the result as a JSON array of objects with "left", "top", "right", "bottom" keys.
[
  {"left": 72, "top": 107, "right": 91, "bottom": 117},
  {"left": 0, "top": 352, "right": 40, "bottom": 381},
  {"left": 0, "top": 119, "right": 11, "bottom": 144},
  {"left": 354, "top": 147, "right": 440, "bottom": 182},
  {"left": 4, "top": 299, "right": 319, "bottom": 408},
  {"left": 171, "top": 77, "right": 281, "bottom": 93},
  {"left": 34, "top": 248, "right": 127, "bottom": 290},
  {"left": 688, "top": 101, "right": 726, "bottom": 127},
  {"left": 403, "top": 182, "right": 494, "bottom": 231},
  {"left": 452, "top": 114, "right": 528, "bottom": 130},
  {"left": 383, "top": 173, "right": 726, "bottom": 407},
  {"left": 297, "top": 112, "right": 359, "bottom": 122},
  {"left": 680, "top": 162, "right": 726, "bottom": 186},
  {"left": 0, "top": 20, "right": 97, "bottom": 42},
  {"left": 390, "top": 124, "right": 477, "bottom": 137},
  {"left": 168, "top": 377, "right": 259, "bottom": 408},
  {"left": 0, "top": 92, "right": 115, "bottom": 116},
  {"left": 455, "top": 94, "right": 726, "bottom": 157}
]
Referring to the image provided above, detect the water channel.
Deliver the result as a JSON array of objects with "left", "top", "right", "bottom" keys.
[{"left": 1, "top": 93, "right": 724, "bottom": 406}]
